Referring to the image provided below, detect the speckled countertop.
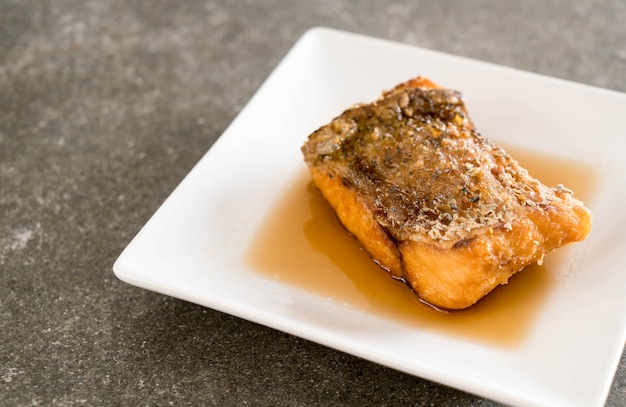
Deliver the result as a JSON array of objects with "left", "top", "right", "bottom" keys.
[{"left": 1, "top": 1, "right": 625, "bottom": 406}]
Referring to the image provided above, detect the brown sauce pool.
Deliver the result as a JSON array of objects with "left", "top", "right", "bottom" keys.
[{"left": 246, "top": 146, "right": 596, "bottom": 347}]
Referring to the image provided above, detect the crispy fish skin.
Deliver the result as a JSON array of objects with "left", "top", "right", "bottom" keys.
[{"left": 302, "top": 77, "right": 592, "bottom": 311}]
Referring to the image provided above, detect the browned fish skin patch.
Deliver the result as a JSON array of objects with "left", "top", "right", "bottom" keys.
[{"left": 302, "top": 77, "right": 592, "bottom": 310}]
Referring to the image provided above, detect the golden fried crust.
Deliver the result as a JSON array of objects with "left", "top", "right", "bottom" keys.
[
  {"left": 310, "top": 166, "right": 403, "bottom": 279},
  {"left": 302, "top": 76, "right": 592, "bottom": 310},
  {"left": 401, "top": 204, "right": 591, "bottom": 309}
]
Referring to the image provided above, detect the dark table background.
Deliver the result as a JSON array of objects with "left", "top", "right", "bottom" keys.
[{"left": 2, "top": 1, "right": 625, "bottom": 406}]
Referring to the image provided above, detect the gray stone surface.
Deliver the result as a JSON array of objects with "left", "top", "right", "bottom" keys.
[{"left": 1, "top": 0, "right": 624, "bottom": 406}]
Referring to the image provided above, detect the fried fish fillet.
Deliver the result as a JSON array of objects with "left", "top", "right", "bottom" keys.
[{"left": 301, "top": 77, "right": 592, "bottom": 311}]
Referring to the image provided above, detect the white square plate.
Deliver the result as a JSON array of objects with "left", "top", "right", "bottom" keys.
[{"left": 113, "top": 27, "right": 626, "bottom": 407}]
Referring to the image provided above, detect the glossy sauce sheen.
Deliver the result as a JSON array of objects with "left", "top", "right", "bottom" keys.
[{"left": 247, "top": 147, "right": 595, "bottom": 347}]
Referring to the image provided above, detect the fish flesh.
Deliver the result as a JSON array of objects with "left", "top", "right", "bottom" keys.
[{"left": 301, "top": 77, "right": 592, "bottom": 310}]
